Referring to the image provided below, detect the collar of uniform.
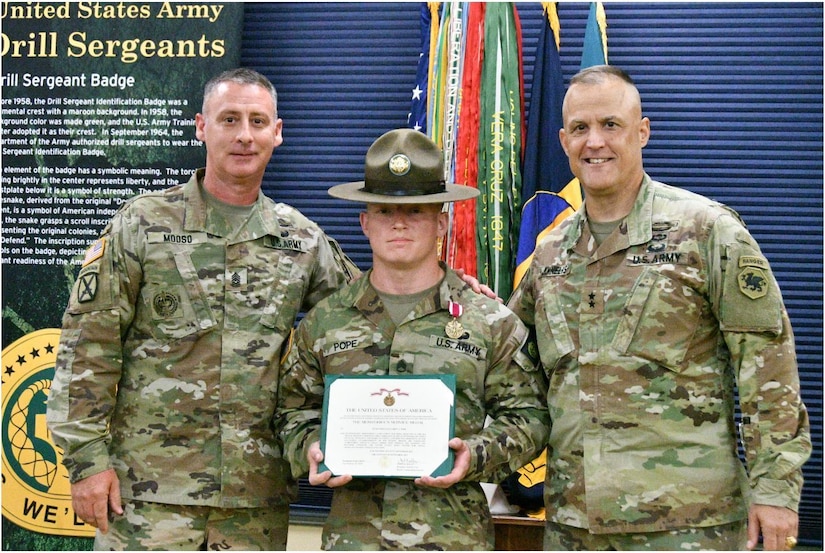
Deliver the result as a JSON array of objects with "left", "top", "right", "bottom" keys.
[
  {"left": 183, "top": 169, "right": 280, "bottom": 243},
  {"left": 435, "top": 263, "right": 468, "bottom": 312},
  {"left": 572, "top": 173, "right": 655, "bottom": 258},
  {"left": 348, "top": 262, "right": 460, "bottom": 316},
  {"left": 183, "top": 168, "right": 209, "bottom": 231},
  {"left": 625, "top": 173, "right": 655, "bottom": 246}
]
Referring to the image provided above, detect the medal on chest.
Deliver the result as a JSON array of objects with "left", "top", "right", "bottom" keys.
[{"left": 445, "top": 300, "right": 464, "bottom": 339}]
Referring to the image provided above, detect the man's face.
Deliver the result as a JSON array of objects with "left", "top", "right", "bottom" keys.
[
  {"left": 559, "top": 77, "right": 650, "bottom": 199},
  {"left": 195, "top": 81, "right": 283, "bottom": 186},
  {"left": 360, "top": 203, "right": 446, "bottom": 270}
]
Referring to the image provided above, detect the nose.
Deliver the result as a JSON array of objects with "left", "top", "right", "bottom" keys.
[
  {"left": 585, "top": 128, "right": 606, "bottom": 149},
  {"left": 236, "top": 121, "right": 253, "bottom": 143},
  {"left": 391, "top": 212, "right": 409, "bottom": 228},
  {"left": 386, "top": 207, "right": 414, "bottom": 228}
]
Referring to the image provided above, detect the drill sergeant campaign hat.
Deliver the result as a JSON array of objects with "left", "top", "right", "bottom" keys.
[{"left": 328, "top": 128, "right": 480, "bottom": 204}]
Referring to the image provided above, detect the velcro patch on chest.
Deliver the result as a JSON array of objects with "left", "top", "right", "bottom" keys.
[
  {"left": 429, "top": 335, "right": 485, "bottom": 359},
  {"left": 626, "top": 251, "right": 687, "bottom": 266},
  {"left": 323, "top": 337, "right": 365, "bottom": 356},
  {"left": 147, "top": 232, "right": 208, "bottom": 245},
  {"left": 539, "top": 264, "right": 570, "bottom": 277},
  {"left": 265, "top": 234, "right": 307, "bottom": 252}
]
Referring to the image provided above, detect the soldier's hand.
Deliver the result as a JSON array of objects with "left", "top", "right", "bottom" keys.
[
  {"left": 747, "top": 504, "right": 798, "bottom": 551},
  {"left": 415, "top": 437, "right": 470, "bottom": 489},
  {"left": 455, "top": 269, "right": 501, "bottom": 302},
  {"left": 307, "top": 441, "right": 352, "bottom": 488},
  {"left": 71, "top": 468, "right": 123, "bottom": 533}
]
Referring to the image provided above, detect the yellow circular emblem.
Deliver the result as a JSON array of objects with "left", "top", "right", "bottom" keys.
[
  {"left": 1, "top": 328, "right": 95, "bottom": 537},
  {"left": 388, "top": 154, "right": 411, "bottom": 176}
]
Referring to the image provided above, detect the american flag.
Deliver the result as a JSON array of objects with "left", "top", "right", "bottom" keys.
[
  {"left": 407, "top": 3, "right": 433, "bottom": 132},
  {"left": 82, "top": 238, "right": 105, "bottom": 266}
]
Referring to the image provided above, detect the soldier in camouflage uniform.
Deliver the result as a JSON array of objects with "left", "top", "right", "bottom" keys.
[
  {"left": 46, "top": 69, "right": 359, "bottom": 550},
  {"left": 277, "top": 129, "right": 549, "bottom": 550},
  {"left": 508, "top": 65, "right": 811, "bottom": 550}
]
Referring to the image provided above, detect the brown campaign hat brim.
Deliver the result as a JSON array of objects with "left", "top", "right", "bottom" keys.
[
  {"left": 328, "top": 128, "right": 480, "bottom": 204},
  {"left": 328, "top": 180, "right": 480, "bottom": 204}
]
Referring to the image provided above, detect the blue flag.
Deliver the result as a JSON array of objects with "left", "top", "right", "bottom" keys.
[
  {"left": 514, "top": 3, "right": 579, "bottom": 288},
  {"left": 514, "top": 2, "right": 608, "bottom": 289},
  {"left": 580, "top": 2, "right": 607, "bottom": 69},
  {"left": 408, "top": 3, "right": 433, "bottom": 132}
]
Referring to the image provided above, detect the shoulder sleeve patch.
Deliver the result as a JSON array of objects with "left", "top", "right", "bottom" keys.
[
  {"left": 68, "top": 238, "right": 116, "bottom": 315},
  {"left": 720, "top": 247, "right": 782, "bottom": 334},
  {"left": 82, "top": 238, "right": 105, "bottom": 267}
]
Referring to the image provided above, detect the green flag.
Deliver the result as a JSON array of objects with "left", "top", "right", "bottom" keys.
[{"left": 477, "top": 2, "right": 523, "bottom": 297}]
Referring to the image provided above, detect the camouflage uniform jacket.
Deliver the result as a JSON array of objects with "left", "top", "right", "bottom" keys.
[
  {"left": 278, "top": 265, "right": 549, "bottom": 549},
  {"left": 46, "top": 169, "right": 357, "bottom": 508},
  {"left": 508, "top": 175, "right": 811, "bottom": 534}
]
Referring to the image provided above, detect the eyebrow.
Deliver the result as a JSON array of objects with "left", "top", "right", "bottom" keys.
[
  {"left": 215, "top": 108, "right": 271, "bottom": 119},
  {"left": 568, "top": 114, "right": 622, "bottom": 126}
]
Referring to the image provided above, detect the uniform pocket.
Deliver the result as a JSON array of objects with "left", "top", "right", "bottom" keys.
[
  {"left": 535, "top": 280, "right": 575, "bottom": 375},
  {"left": 45, "top": 329, "right": 82, "bottom": 423},
  {"left": 613, "top": 268, "right": 702, "bottom": 371},
  {"left": 139, "top": 250, "right": 214, "bottom": 342},
  {"left": 259, "top": 256, "right": 307, "bottom": 334},
  {"left": 140, "top": 283, "right": 204, "bottom": 341}
]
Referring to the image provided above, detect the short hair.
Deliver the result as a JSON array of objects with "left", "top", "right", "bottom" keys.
[
  {"left": 569, "top": 65, "right": 636, "bottom": 87},
  {"left": 566, "top": 65, "right": 642, "bottom": 115},
  {"left": 202, "top": 68, "right": 278, "bottom": 116}
]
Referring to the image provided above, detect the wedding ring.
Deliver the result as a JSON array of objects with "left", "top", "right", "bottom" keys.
[{"left": 785, "top": 536, "right": 797, "bottom": 549}]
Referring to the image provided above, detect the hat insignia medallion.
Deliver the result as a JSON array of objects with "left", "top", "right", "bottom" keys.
[{"left": 388, "top": 154, "right": 411, "bottom": 176}]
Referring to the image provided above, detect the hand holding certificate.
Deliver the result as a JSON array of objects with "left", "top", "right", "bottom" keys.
[{"left": 320, "top": 375, "right": 456, "bottom": 478}]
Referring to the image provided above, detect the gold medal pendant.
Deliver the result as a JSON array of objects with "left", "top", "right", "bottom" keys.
[
  {"left": 445, "top": 319, "right": 464, "bottom": 339},
  {"left": 445, "top": 300, "right": 464, "bottom": 339}
]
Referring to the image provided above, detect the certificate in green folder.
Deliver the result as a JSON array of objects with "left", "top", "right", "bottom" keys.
[{"left": 319, "top": 374, "right": 456, "bottom": 478}]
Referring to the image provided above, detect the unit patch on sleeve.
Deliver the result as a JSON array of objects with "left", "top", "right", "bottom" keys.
[
  {"left": 737, "top": 255, "right": 770, "bottom": 299},
  {"left": 76, "top": 273, "right": 98, "bottom": 303}
]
